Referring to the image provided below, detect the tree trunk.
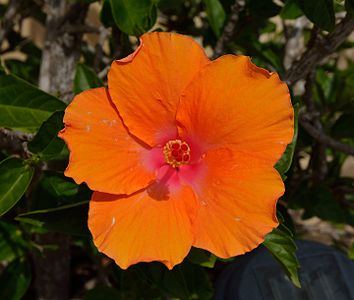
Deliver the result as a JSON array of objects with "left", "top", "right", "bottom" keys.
[{"left": 33, "top": 1, "right": 89, "bottom": 299}]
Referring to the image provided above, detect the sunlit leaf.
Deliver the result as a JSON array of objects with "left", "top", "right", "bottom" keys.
[
  {"left": 0, "top": 158, "right": 34, "bottom": 216},
  {"left": 0, "top": 71, "right": 66, "bottom": 133},
  {"left": 109, "top": 0, "right": 157, "bottom": 36},
  {"left": 275, "top": 103, "right": 299, "bottom": 176},
  {"left": 28, "top": 111, "right": 68, "bottom": 161},
  {"left": 263, "top": 224, "right": 301, "bottom": 288},
  {"left": 73, "top": 64, "right": 104, "bottom": 95},
  {"left": 203, "top": 0, "right": 226, "bottom": 37},
  {"left": 280, "top": 0, "right": 303, "bottom": 19}
]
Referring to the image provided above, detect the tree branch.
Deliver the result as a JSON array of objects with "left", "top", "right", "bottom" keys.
[
  {"left": 299, "top": 112, "right": 354, "bottom": 156},
  {"left": 213, "top": 0, "right": 245, "bottom": 58},
  {"left": 57, "top": 24, "right": 100, "bottom": 35},
  {"left": 284, "top": 14, "right": 354, "bottom": 158},
  {"left": 0, "top": 128, "right": 31, "bottom": 158},
  {"left": 301, "top": 71, "right": 329, "bottom": 179},
  {"left": 285, "top": 15, "right": 354, "bottom": 85}
]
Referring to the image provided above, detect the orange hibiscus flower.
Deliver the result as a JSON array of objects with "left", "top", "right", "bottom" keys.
[{"left": 59, "top": 32, "right": 294, "bottom": 270}]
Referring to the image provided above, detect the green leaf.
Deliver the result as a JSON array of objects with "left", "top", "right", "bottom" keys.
[
  {"left": 0, "top": 259, "right": 31, "bottom": 300},
  {"left": 84, "top": 286, "right": 121, "bottom": 300},
  {"left": 0, "top": 220, "right": 27, "bottom": 262},
  {"left": 30, "top": 172, "right": 90, "bottom": 211},
  {"left": 28, "top": 111, "right": 68, "bottom": 161},
  {"left": 187, "top": 247, "right": 217, "bottom": 268},
  {"left": 0, "top": 72, "right": 66, "bottom": 133},
  {"left": 16, "top": 201, "right": 90, "bottom": 236},
  {"left": 109, "top": 0, "right": 157, "bottom": 36},
  {"left": 0, "top": 158, "right": 34, "bottom": 216},
  {"left": 275, "top": 103, "right": 299, "bottom": 176},
  {"left": 298, "top": 0, "right": 335, "bottom": 31},
  {"left": 40, "top": 174, "right": 79, "bottom": 198},
  {"left": 332, "top": 113, "right": 354, "bottom": 139},
  {"left": 136, "top": 261, "right": 212, "bottom": 300},
  {"left": 280, "top": 0, "right": 303, "bottom": 19},
  {"left": 73, "top": 63, "right": 104, "bottom": 95},
  {"left": 203, "top": 0, "right": 226, "bottom": 37},
  {"left": 248, "top": 0, "right": 282, "bottom": 18},
  {"left": 249, "top": 39, "right": 285, "bottom": 72},
  {"left": 263, "top": 224, "right": 301, "bottom": 288},
  {"left": 100, "top": 0, "right": 116, "bottom": 28}
]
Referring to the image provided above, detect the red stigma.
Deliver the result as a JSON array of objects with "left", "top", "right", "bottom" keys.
[{"left": 163, "top": 139, "right": 191, "bottom": 168}]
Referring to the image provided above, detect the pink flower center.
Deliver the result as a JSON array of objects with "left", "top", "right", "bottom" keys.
[{"left": 163, "top": 139, "right": 191, "bottom": 168}]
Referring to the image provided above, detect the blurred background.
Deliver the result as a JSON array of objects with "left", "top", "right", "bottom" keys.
[{"left": 0, "top": 0, "right": 354, "bottom": 299}]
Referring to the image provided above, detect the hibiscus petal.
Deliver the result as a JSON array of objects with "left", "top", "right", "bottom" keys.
[
  {"left": 192, "top": 148, "right": 283, "bottom": 258},
  {"left": 88, "top": 185, "right": 197, "bottom": 269},
  {"left": 108, "top": 32, "right": 210, "bottom": 147},
  {"left": 59, "top": 88, "right": 154, "bottom": 195},
  {"left": 177, "top": 55, "right": 294, "bottom": 165}
]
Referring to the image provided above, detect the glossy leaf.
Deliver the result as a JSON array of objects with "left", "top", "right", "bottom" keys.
[
  {"left": 16, "top": 201, "right": 89, "bottom": 236},
  {"left": 203, "top": 0, "right": 226, "bottom": 37},
  {"left": 187, "top": 247, "right": 217, "bottom": 268},
  {"left": 0, "top": 259, "right": 31, "bottom": 300},
  {"left": 0, "top": 158, "right": 34, "bottom": 216},
  {"left": 280, "top": 0, "right": 303, "bottom": 20},
  {"left": 28, "top": 111, "right": 68, "bottom": 161},
  {"left": 263, "top": 224, "right": 301, "bottom": 288},
  {"left": 298, "top": 0, "right": 335, "bottom": 31},
  {"left": 0, "top": 72, "right": 66, "bottom": 133},
  {"left": 109, "top": 0, "right": 157, "bottom": 36},
  {"left": 40, "top": 174, "right": 79, "bottom": 198},
  {"left": 73, "top": 64, "right": 104, "bottom": 95},
  {"left": 275, "top": 104, "right": 299, "bottom": 176}
]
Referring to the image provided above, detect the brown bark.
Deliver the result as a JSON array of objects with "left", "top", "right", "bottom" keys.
[
  {"left": 213, "top": 0, "right": 245, "bottom": 58},
  {"left": 285, "top": 15, "right": 354, "bottom": 85},
  {"left": 33, "top": 233, "right": 71, "bottom": 300},
  {"left": 39, "top": 0, "right": 89, "bottom": 103}
]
